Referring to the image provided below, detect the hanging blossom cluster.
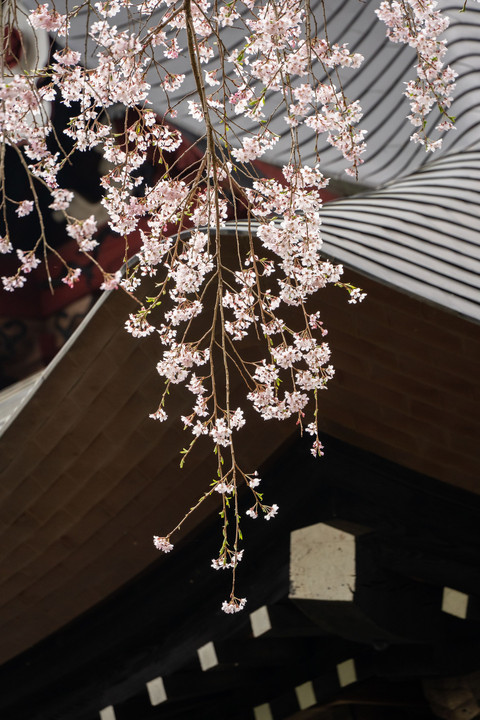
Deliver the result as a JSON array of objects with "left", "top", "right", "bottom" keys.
[
  {"left": 0, "top": 0, "right": 461, "bottom": 611},
  {"left": 376, "top": 0, "right": 458, "bottom": 151},
  {"left": 224, "top": 0, "right": 367, "bottom": 177}
]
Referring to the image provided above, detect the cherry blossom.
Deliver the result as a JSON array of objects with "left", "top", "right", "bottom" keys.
[
  {"left": 62, "top": 268, "right": 82, "bottom": 288},
  {"left": 100, "top": 271, "right": 122, "bottom": 291},
  {"left": 2, "top": 275, "right": 27, "bottom": 292},
  {"left": 212, "top": 549, "right": 244, "bottom": 570},
  {"left": 221, "top": 597, "right": 247, "bottom": 614},
  {"left": 149, "top": 409, "right": 168, "bottom": 422},
  {"left": 16, "top": 249, "right": 41, "bottom": 273},
  {"left": 29, "top": 3, "right": 69, "bottom": 35},
  {"left": 49, "top": 189, "right": 74, "bottom": 211},
  {"left": 153, "top": 536, "right": 174, "bottom": 553},
  {"left": 0, "top": 237, "right": 13, "bottom": 254},
  {"left": 66, "top": 216, "right": 99, "bottom": 252},
  {"left": 16, "top": 200, "right": 34, "bottom": 217},
  {"left": 376, "top": 0, "right": 457, "bottom": 147},
  {"left": 265, "top": 504, "right": 279, "bottom": 521}
]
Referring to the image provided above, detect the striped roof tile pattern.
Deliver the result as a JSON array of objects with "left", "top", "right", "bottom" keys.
[
  {"left": 318, "top": 146, "right": 480, "bottom": 323},
  {"left": 21, "top": 0, "right": 480, "bottom": 186}
]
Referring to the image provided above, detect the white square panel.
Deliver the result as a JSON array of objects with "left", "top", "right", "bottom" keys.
[
  {"left": 99, "top": 706, "right": 116, "bottom": 720},
  {"left": 337, "top": 658, "right": 357, "bottom": 688},
  {"left": 442, "top": 587, "right": 469, "bottom": 619},
  {"left": 197, "top": 641, "right": 219, "bottom": 671},
  {"left": 250, "top": 606, "right": 272, "bottom": 638},
  {"left": 253, "top": 702, "right": 273, "bottom": 720},
  {"left": 147, "top": 676, "right": 167, "bottom": 706},
  {"left": 295, "top": 681, "right": 316, "bottom": 710}
]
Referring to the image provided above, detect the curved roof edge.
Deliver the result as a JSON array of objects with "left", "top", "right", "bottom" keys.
[{"left": 319, "top": 147, "right": 480, "bottom": 324}]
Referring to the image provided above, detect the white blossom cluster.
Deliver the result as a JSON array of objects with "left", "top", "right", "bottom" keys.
[{"left": 376, "top": 0, "right": 457, "bottom": 150}]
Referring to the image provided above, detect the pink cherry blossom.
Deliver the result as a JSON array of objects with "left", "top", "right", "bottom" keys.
[
  {"left": 16, "top": 200, "right": 34, "bottom": 218},
  {"left": 153, "top": 536, "right": 174, "bottom": 553},
  {"left": 222, "top": 597, "right": 247, "bottom": 614}
]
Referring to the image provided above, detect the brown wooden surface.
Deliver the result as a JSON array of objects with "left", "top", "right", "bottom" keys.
[{"left": 316, "top": 270, "right": 480, "bottom": 491}]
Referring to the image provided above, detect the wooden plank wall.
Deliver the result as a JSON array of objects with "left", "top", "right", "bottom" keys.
[{"left": 315, "top": 270, "right": 480, "bottom": 491}]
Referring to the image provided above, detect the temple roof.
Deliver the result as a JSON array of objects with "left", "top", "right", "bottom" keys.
[{"left": 319, "top": 146, "right": 480, "bottom": 323}]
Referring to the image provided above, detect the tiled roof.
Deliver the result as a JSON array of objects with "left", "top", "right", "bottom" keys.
[{"left": 320, "top": 147, "right": 480, "bottom": 322}]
